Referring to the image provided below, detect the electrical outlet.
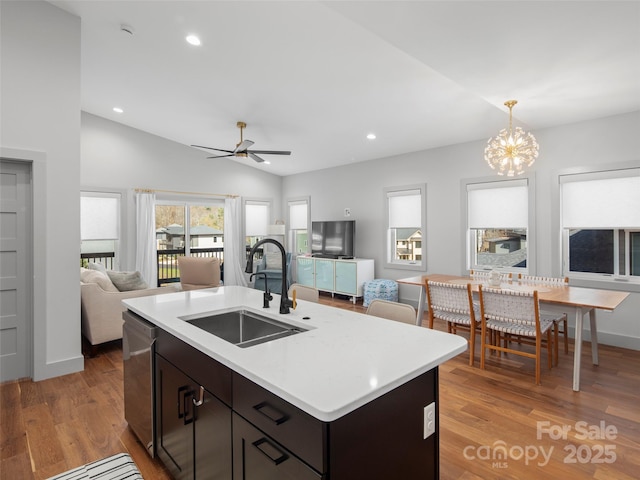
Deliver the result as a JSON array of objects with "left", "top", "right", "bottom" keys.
[
  {"left": 344, "top": 208, "right": 351, "bottom": 217},
  {"left": 423, "top": 402, "right": 436, "bottom": 439}
]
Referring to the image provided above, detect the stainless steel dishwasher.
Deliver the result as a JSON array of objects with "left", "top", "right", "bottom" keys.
[{"left": 123, "top": 310, "right": 157, "bottom": 457}]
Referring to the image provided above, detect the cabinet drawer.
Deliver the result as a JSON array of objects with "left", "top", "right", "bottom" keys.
[
  {"left": 232, "top": 373, "right": 326, "bottom": 473},
  {"left": 233, "top": 413, "right": 323, "bottom": 480},
  {"left": 156, "top": 329, "right": 232, "bottom": 407}
]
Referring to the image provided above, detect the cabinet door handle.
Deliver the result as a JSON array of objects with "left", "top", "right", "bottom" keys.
[
  {"left": 178, "top": 386, "right": 195, "bottom": 425},
  {"left": 192, "top": 385, "right": 205, "bottom": 407},
  {"left": 177, "top": 385, "right": 189, "bottom": 419},
  {"left": 253, "top": 402, "right": 289, "bottom": 425},
  {"left": 252, "top": 438, "right": 288, "bottom": 466}
]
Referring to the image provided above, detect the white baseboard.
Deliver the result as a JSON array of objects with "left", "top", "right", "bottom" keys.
[
  {"left": 567, "top": 327, "right": 640, "bottom": 352},
  {"left": 34, "top": 355, "right": 84, "bottom": 382}
]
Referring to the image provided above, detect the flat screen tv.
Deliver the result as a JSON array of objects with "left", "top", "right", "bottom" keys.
[{"left": 311, "top": 220, "right": 355, "bottom": 259}]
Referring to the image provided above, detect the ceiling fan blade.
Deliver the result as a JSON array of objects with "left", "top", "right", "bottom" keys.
[
  {"left": 233, "top": 139, "right": 255, "bottom": 153},
  {"left": 207, "top": 154, "right": 235, "bottom": 159},
  {"left": 192, "top": 144, "right": 235, "bottom": 154},
  {"left": 249, "top": 150, "right": 291, "bottom": 155},
  {"left": 249, "top": 152, "right": 266, "bottom": 163}
]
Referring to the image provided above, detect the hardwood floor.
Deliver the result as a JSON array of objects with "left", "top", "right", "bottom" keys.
[{"left": 1, "top": 293, "right": 638, "bottom": 479}]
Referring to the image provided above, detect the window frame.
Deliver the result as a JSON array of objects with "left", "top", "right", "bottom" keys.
[
  {"left": 80, "top": 188, "right": 126, "bottom": 270},
  {"left": 155, "top": 196, "right": 225, "bottom": 256},
  {"left": 384, "top": 183, "right": 427, "bottom": 271},
  {"left": 557, "top": 163, "right": 640, "bottom": 289},
  {"left": 287, "top": 196, "right": 310, "bottom": 255},
  {"left": 243, "top": 198, "right": 272, "bottom": 247},
  {"left": 461, "top": 174, "right": 535, "bottom": 276}
]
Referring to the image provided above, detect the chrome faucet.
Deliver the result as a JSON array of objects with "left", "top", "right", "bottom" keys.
[{"left": 245, "top": 239, "right": 292, "bottom": 314}]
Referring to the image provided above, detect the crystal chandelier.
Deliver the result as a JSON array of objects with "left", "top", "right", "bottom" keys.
[{"left": 484, "top": 100, "right": 539, "bottom": 176}]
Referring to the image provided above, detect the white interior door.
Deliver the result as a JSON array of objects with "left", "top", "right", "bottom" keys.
[{"left": 0, "top": 160, "right": 32, "bottom": 381}]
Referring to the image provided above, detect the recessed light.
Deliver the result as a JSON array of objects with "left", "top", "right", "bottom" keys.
[
  {"left": 264, "top": 160, "right": 271, "bottom": 165},
  {"left": 113, "top": 107, "right": 124, "bottom": 113},
  {"left": 367, "top": 133, "right": 376, "bottom": 140},
  {"left": 186, "top": 35, "right": 201, "bottom": 46}
]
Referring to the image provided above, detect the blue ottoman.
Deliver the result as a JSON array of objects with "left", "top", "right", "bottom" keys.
[{"left": 363, "top": 279, "right": 399, "bottom": 307}]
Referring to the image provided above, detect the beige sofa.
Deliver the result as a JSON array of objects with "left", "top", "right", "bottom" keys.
[{"left": 80, "top": 268, "right": 177, "bottom": 355}]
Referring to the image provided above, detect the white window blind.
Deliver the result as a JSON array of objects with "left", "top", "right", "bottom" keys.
[
  {"left": 467, "top": 180, "right": 528, "bottom": 229},
  {"left": 81, "top": 195, "right": 119, "bottom": 240},
  {"left": 289, "top": 202, "right": 308, "bottom": 230},
  {"left": 560, "top": 169, "right": 640, "bottom": 228},
  {"left": 389, "top": 189, "right": 421, "bottom": 228},
  {"left": 245, "top": 203, "right": 269, "bottom": 236}
]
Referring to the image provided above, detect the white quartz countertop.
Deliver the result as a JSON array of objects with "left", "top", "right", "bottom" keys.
[{"left": 123, "top": 286, "right": 467, "bottom": 422}]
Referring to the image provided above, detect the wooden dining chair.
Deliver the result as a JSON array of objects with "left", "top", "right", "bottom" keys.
[
  {"left": 478, "top": 285, "right": 560, "bottom": 385},
  {"left": 366, "top": 299, "right": 417, "bottom": 325},
  {"left": 425, "top": 280, "right": 479, "bottom": 366},
  {"left": 518, "top": 274, "right": 570, "bottom": 357},
  {"left": 288, "top": 283, "right": 320, "bottom": 303},
  {"left": 470, "top": 270, "right": 512, "bottom": 282}
]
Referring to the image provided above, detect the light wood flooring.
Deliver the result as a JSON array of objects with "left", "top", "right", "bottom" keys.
[{"left": 1, "top": 294, "right": 639, "bottom": 479}]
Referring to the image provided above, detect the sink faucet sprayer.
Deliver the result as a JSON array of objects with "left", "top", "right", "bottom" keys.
[{"left": 245, "top": 239, "right": 292, "bottom": 314}]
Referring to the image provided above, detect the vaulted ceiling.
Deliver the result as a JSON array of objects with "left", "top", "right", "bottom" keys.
[{"left": 51, "top": 1, "right": 640, "bottom": 176}]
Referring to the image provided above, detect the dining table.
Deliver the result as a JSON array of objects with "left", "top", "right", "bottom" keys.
[{"left": 397, "top": 273, "right": 630, "bottom": 391}]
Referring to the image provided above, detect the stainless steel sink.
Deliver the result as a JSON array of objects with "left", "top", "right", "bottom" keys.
[{"left": 183, "top": 309, "right": 307, "bottom": 348}]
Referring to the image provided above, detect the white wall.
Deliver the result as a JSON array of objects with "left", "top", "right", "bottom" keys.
[
  {"left": 1, "top": 1, "right": 83, "bottom": 379},
  {"left": 282, "top": 111, "right": 640, "bottom": 350},
  {"left": 80, "top": 112, "right": 283, "bottom": 270}
]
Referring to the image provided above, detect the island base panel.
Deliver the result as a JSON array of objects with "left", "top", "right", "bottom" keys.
[{"left": 328, "top": 368, "right": 438, "bottom": 479}]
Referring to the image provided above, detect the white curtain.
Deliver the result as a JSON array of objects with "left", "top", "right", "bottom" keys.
[
  {"left": 135, "top": 192, "right": 157, "bottom": 286},
  {"left": 224, "top": 196, "right": 248, "bottom": 286}
]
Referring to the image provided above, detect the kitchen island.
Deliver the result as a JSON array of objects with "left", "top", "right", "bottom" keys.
[{"left": 123, "top": 286, "right": 467, "bottom": 480}]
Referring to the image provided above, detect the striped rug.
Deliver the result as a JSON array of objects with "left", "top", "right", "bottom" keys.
[{"left": 46, "top": 453, "right": 142, "bottom": 480}]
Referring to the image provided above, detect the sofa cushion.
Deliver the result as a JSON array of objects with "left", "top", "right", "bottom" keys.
[
  {"left": 106, "top": 270, "right": 149, "bottom": 292},
  {"left": 80, "top": 268, "right": 119, "bottom": 292}
]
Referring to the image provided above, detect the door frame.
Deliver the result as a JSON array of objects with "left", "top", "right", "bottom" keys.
[{"left": 1, "top": 147, "right": 46, "bottom": 381}]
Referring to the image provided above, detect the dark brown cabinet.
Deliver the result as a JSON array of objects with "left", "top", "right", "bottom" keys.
[
  {"left": 155, "top": 355, "right": 232, "bottom": 480},
  {"left": 155, "top": 328, "right": 233, "bottom": 480},
  {"left": 232, "top": 413, "right": 322, "bottom": 480},
  {"left": 149, "top": 321, "right": 439, "bottom": 480},
  {"left": 232, "top": 369, "right": 438, "bottom": 480}
]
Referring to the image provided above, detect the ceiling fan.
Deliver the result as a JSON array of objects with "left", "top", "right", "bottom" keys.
[{"left": 192, "top": 121, "right": 291, "bottom": 163}]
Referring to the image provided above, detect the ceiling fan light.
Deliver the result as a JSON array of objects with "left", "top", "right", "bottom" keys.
[{"left": 186, "top": 35, "right": 201, "bottom": 46}]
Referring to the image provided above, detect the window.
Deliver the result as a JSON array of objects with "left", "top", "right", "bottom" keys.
[
  {"left": 155, "top": 200, "right": 224, "bottom": 285},
  {"left": 560, "top": 167, "right": 640, "bottom": 283},
  {"left": 244, "top": 199, "right": 271, "bottom": 248},
  {"left": 288, "top": 197, "right": 310, "bottom": 254},
  {"left": 80, "top": 191, "right": 121, "bottom": 270},
  {"left": 465, "top": 177, "right": 533, "bottom": 274},
  {"left": 384, "top": 184, "right": 426, "bottom": 270}
]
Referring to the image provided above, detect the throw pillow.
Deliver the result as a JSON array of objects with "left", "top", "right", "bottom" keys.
[
  {"left": 106, "top": 270, "right": 149, "bottom": 292},
  {"left": 264, "top": 252, "right": 282, "bottom": 269},
  {"left": 87, "top": 262, "right": 107, "bottom": 274},
  {"left": 80, "top": 268, "right": 119, "bottom": 292}
]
